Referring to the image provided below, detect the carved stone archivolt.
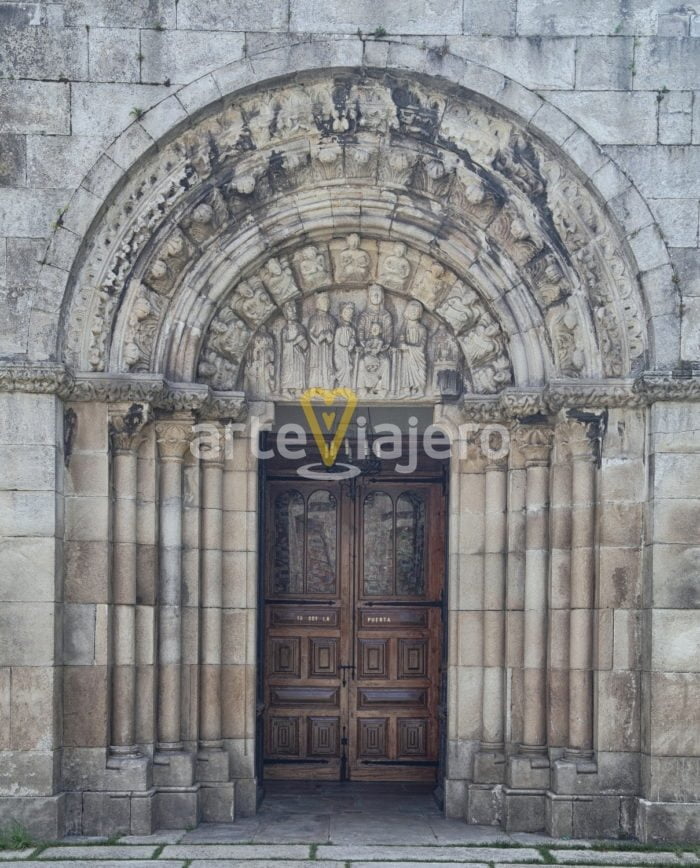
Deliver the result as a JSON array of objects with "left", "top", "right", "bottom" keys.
[{"left": 60, "top": 71, "right": 648, "bottom": 396}]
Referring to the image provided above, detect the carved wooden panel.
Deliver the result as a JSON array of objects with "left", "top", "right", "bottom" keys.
[
  {"left": 358, "top": 688, "right": 427, "bottom": 708},
  {"left": 359, "top": 639, "right": 388, "bottom": 678},
  {"left": 270, "top": 637, "right": 300, "bottom": 677},
  {"left": 309, "top": 638, "right": 338, "bottom": 678},
  {"left": 398, "top": 718, "right": 427, "bottom": 757},
  {"left": 358, "top": 718, "right": 388, "bottom": 757},
  {"left": 270, "top": 606, "right": 339, "bottom": 627},
  {"left": 271, "top": 686, "right": 339, "bottom": 706},
  {"left": 359, "top": 608, "right": 428, "bottom": 629},
  {"left": 308, "top": 717, "right": 340, "bottom": 756},
  {"left": 398, "top": 639, "right": 427, "bottom": 679},
  {"left": 269, "top": 716, "right": 299, "bottom": 756}
]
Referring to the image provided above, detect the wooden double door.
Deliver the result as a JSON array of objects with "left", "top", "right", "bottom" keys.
[{"left": 262, "top": 470, "right": 445, "bottom": 781}]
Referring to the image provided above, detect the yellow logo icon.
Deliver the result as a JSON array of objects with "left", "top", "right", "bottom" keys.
[{"left": 300, "top": 388, "right": 358, "bottom": 468}]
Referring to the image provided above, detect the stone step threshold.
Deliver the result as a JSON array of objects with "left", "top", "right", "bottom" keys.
[{"left": 0, "top": 842, "right": 698, "bottom": 866}]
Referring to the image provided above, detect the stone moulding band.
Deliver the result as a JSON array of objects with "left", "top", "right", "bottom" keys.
[{"left": 0, "top": 364, "right": 699, "bottom": 411}]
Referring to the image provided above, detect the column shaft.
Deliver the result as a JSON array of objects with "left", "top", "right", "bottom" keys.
[
  {"left": 109, "top": 403, "right": 149, "bottom": 756},
  {"left": 156, "top": 418, "right": 191, "bottom": 751},
  {"left": 200, "top": 447, "right": 224, "bottom": 748},
  {"left": 568, "top": 422, "right": 597, "bottom": 755},
  {"left": 481, "top": 462, "right": 507, "bottom": 748},
  {"left": 519, "top": 428, "right": 553, "bottom": 753}
]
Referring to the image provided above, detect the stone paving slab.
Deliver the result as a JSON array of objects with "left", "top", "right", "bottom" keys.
[
  {"left": 188, "top": 862, "right": 343, "bottom": 868},
  {"left": 328, "top": 812, "right": 437, "bottom": 845},
  {"left": 0, "top": 863, "right": 185, "bottom": 868},
  {"left": 552, "top": 851, "right": 689, "bottom": 865},
  {"left": 0, "top": 853, "right": 36, "bottom": 861},
  {"left": 161, "top": 844, "right": 312, "bottom": 860},
  {"left": 316, "top": 845, "right": 543, "bottom": 862},
  {"left": 353, "top": 863, "right": 490, "bottom": 868},
  {"left": 38, "top": 845, "right": 158, "bottom": 859},
  {"left": 119, "top": 832, "right": 186, "bottom": 844}
]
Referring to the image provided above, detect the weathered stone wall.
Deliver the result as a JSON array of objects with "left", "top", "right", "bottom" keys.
[{"left": 0, "top": 0, "right": 698, "bottom": 844}]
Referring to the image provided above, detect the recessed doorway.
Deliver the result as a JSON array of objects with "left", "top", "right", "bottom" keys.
[{"left": 259, "top": 438, "right": 448, "bottom": 783}]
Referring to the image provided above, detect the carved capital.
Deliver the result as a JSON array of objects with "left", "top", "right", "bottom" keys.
[
  {"left": 155, "top": 415, "right": 194, "bottom": 461},
  {"left": 109, "top": 402, "right": 151, "bottom": 453},
  {"left": 513, "top": 425, "right": 554, "bottom": 465}
]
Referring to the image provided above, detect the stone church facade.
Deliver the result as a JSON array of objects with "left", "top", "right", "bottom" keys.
[{"left": 0, "top": 0, "right": 698, "bottom": 844}]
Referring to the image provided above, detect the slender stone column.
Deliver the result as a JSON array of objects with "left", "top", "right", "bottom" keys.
[
  {"left": 566, "top": 417, "right": 599, "bottom": 758},
  {"left": 155, "top": 416, "right": 193, "bottom": 752},
  {"left": 517, "top": 425, "right": 554, "bottom": 755},
  {"left": 109, "top": 403, "right": 150, "bottom": 757},
  {"left": 481, "top": 456, "right": 508, "bottom": 751},
  {"left": 199, "top": 423, "right": 225, "bottom": 753}
]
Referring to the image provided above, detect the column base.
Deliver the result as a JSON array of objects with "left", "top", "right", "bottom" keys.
[
  {"left": 552, "top": 755, "right": 598, "bottom": 794},
  {"left": 105, "top": 753, "right": 152, "bottom": 791},
  {"left": 467, "top": 783, "right": 504, "bottom": 825},
  {"left": 153, "top": 750, "right": 196, "bottom": 787},
  {"left": 508, "top": 752, "right": 550, "bottom": 789},
  {"left": 196, "top": 747, "right": 230, "bottom": 783},
  {"left": 474, "top": 748, "right": 506, "bottom": 784}
]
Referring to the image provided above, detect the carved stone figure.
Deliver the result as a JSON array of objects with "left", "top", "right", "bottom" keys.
[
  {"left": 198, "top": 309, "right": 251, "bottom": 389},
  {"left": 358, "top": 284, "right": 394, "bottom": 345},
  {"left": 436, "top": 283, "right": 482, "bottom": 334},
  {"left": 308, "top": 293, "right": 336, "bottom": 387},
  {"left": 231, "top": 277, "right": 275, "bottom": 327},
  {"left": 378, "top": 242, "right": 411, "bottom": 292},
  {"left": 396, "top": 300, "right": 428, "bottom": 396},
  {"left": 244, "top": 329, "right": 275, "bottom": 399},
  {"left": 181, "top": 198, "right": 225, "bottom": 246},
  {"left": 123, "top": 287, "right": 161, "bottom": 372},
  {"left": 548, "top": 305, "right": 585, "bottom": 377},
  {"left": 357, "top": 320, "right": 391, "bottom": 398},
  {"left": 279, "top": 300, "right": 308, "bottom": 397},
  {"left": 144, "top": 229, "right": 190, "bottom": 296},
  {"left": 260, "top": 256, "right": 300, "bottom": 305},
  {"left": 431, "top": 322, "right": 461, "bottom": 395},
  {"left": 209, "top": 311, "right": 251, "bottom": 365},
  {"left": 295, "top": 245, "right": 330, "bottom": 290},
  {"left": 333, "top": 302, "right": 357, "bottom": 389},
  {"left": 336, "top": 234, "right": 371, "bottom": 283},
  {"left": 413, "top": 262, "right": 450, "bottom": 309}
]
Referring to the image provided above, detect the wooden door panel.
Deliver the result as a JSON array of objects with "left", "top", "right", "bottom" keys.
[{"left": 263, "top": 471, "right": 444, "bottom": 782}]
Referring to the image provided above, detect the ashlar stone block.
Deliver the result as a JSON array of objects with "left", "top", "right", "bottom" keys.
[
  {"left": 0, "top": 81, "right": 70, "bottom": 135},
  {"left": 574, "top": 36, "right": 634, "bottom": 90},
  {"left": 140, "top": 30, "right": 245, "bottom": 85},
  {"left": 64, "top": 0, "right": 176, "bottom": 28},
  {"left": 177, "top": 0, "right": 288, "bottom": 30}
]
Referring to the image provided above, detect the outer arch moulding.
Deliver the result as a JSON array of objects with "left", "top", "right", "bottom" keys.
[{"left": 58, "top": 64, "right": 657, "bottom": 401}]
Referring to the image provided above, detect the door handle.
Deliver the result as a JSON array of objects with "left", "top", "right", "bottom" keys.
[{"left": 339, "top": 664, "right": 355, "bottom": 687}]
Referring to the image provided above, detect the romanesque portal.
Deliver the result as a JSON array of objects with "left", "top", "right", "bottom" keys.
[{"left": 1, "top": 64, "right": 696, "bottom": 842}]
